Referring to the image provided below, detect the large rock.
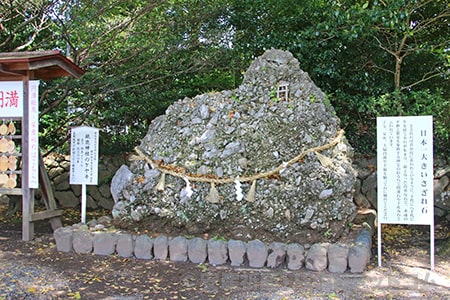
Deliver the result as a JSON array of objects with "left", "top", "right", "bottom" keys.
[{"left": 112, "top": 49, "right": 357, "bottom": 243}]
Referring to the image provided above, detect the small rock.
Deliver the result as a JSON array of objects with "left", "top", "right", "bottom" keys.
[
  {"left": 72, "top": 229, "right": 93, "bottom": 254},
  {"left": 134, "top": 235, "right": 153, "bottom": 260},
  {"left": 305, "top": 243, "right": 328, "bottom": 272},
  {"left": 153, "top": 235, "right": 169, "bottom": 260},
  {"left": 267, "top": 242, "right": 287, "bottom": 268},
  {"left": 247, "top": 239, "right": 268, "bottom": 268},
  {"left": 116, "top": 234, "right": 134, "bottom": 258},
  {"left": 228, "top": 239, "right": 247, "bottom": 266},
  {"left": 169, "top": 236, "right": 188, "bottom": 262},
  {"left": 54, "top": 227, "right": 74, "bottom": 252},
  {"left": 328, "top": 244, "right": 349, "bottom": 273},
  {"left": 286, "top": 243, "right": 305, "bottom": 270},
  {"left": 188, "top": 237, "right": 207, "bottom": 264},
  {"left": 208, "top": 238, "right": 228, "bottom": 265},
  {"left": 93, "top": 232, "right": 118, "bottom": 255}
]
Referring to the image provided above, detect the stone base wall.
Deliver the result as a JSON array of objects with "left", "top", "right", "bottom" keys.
[{"left": 54, "top": 221, "right": 372, "bottom": 274}]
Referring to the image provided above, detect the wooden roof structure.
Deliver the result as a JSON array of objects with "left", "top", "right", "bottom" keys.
[
  {"left": 0, "top": 51, "right": 84, "bottom": 241},
  {"left": 0, "top": 50, "right": 84, "bottom": 80}
]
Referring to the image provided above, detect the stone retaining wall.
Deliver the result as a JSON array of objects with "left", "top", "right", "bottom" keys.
[
  {"left": 42, "top": 153, "right": 127, "bottom": 210},
  {"left": 352, "top": 156, "right": 450, "bottom": 220},
  {"left": 54, "top": 221, "right": 372, "bottom": 274}
]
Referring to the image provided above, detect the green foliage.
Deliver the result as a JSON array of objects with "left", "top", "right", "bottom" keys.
[
  {"left": 0, "top": 0, "right": 448, "bottom": 157},
  {"left": 334, "top": 89, "right": 450, "bottom": 157},
  {"left": 229, "top": 0, "right": 449, "bottom": 157}
]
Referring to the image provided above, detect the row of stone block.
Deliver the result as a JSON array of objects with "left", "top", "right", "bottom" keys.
[{"left": 54, "top": 225, "right": 371, "bottom": 273}]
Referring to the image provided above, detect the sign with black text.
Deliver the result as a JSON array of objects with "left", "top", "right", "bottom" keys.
[
  {"left": 70, "top": 126, "right": 99, "bottom": 185},
  {"left": 376, "top": 116, "right": 434, "bottom": 225},
  {"left": 376, "top": 115, "right": 434, "bottom": 270}
]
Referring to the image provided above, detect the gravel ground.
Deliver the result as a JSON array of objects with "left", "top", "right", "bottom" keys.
[{"left": 1, "top": 206, "right": 449, "bottom": 299}]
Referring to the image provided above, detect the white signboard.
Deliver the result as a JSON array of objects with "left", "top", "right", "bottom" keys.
[
  {"left": 0, "top": 81, "right": 23, "bottom": 117},
  {"left": 377, "top": 116, "right": 433, "bottom": 225},
  {"left": 0, "top": 81, "right": 39, "bottom": 188},
  {"left": 377, "top": 115, "right": 434, "bottom": 270},
  {"left": 28, "top": 81, "right": 40, "bottom": 188},
  {"left": 70, "top": 126, "right": 99, "bottom": 185}
]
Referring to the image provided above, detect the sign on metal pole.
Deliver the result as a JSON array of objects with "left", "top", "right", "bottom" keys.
[
  {"left": 70, "top": 126, "right": 99, "bottom": 223},
  {"left": 377, "top": 116, "right": 434, "bottom": 270}
]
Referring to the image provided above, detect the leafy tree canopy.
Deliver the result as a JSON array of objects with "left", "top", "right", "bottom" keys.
[{"left": 0, "top": 0, "right": 448, "bottom": 157}]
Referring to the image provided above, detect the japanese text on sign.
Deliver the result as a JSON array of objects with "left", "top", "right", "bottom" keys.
[
  {"left": 70, "top": 126, "right": 99, "bottom": 185},
  {"left": 28, "top": 81, "right": 40, "bottom": 188},
  {"left": 0, "top": 81, "right": 23, "bottom": 117},
  {"left": 377, "top": 116, "right": 433, "bottom": 225}
]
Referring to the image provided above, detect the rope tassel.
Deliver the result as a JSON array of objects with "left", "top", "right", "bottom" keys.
[
  {"left": 315, "top": 151, "right": 333, "bottom": 167},
  {"left": 183, "top": 177, "right": 194, "bottom": 198},
  {"left": 156, "top": 172, "right": 166, "bottom": 191},
  {"left": 246, "top": 180, "right": 257, "bottom": 202},
  {"left": 206, "top": 182, "right": 220, "bottom": 204},
  {"left": 235, "top": 178, "right": 243, "bottom": 201}
]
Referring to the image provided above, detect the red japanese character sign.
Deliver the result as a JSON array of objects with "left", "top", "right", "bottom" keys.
[
  {"left": 0, "top": 81, "right": 23, "bottom": 117},
  {"left": 0, "top": 81, "right": 39, "bottom": 188}
]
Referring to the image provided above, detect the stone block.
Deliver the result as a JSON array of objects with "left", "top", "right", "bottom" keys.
[
  {"left": 169, "top": 236, "right": 188, "bottom": 262},
  {"left": 305, "top": 243, "right": 328, "bottom": 272},
  {"left": 153, "top": 235, "right": 168, "bottom": 260},
  {"left": 228, "top": 239, "right": 246, "bottom": 266},
  {"left": 348, "top": 243, "right": 371, "bottom": 273},
  {"left": 247, "top": 239, "right": 267, "bottom": 268},
  {"left": 54, "top": 227, "right": 74, "bottom": 252},
  {"left": 116, "top": 233, "right": 134, "bottom": 258},
  {"left": 134, "top": 235, "right": 153, "bottom": 259},
  {"left": 93, "top": 231, "right": 118, "bottom": 255},
  {"left": 188, "top": 238, "right": 207, "bottom": 264},
  {"left": 328, "top": 244, "right": 349, "bottom": 273},
  {"left": 72, "top": 229, "right": 93, "bottom": 254},
  {"left": 267, "top": 242, "right": 287, "bottom": 268},
  {"left": 54, "top": 190, "right": 79, "bottom": 208},
  {"left": 286, "top": 243, "right": 305, "bottom": 270},
  {"left": 348, "top": 227, "right": 372, "bottom": 273},
  {"left": 207, "top": 238, "right": 228, "bottom": 265}
]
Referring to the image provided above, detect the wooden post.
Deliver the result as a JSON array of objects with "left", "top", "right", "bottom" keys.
[
  {"left": 21, "top": 76, "right": 34, "bottom": 241},
  {"left": 38, "top": 151, "right": 62, "bottom": 230}
]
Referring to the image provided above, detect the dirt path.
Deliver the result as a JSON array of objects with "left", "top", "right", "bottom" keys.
[{"left": 1, "top": 207, "right": 449, "bottom": 299}]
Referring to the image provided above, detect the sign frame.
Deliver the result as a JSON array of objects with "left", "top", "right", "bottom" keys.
[
  {"left": 70, "top": 126, "right": 99, "bottom": 223},
  {"left": 376, "top": 115, "right": 434, "bottom": 270}
]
